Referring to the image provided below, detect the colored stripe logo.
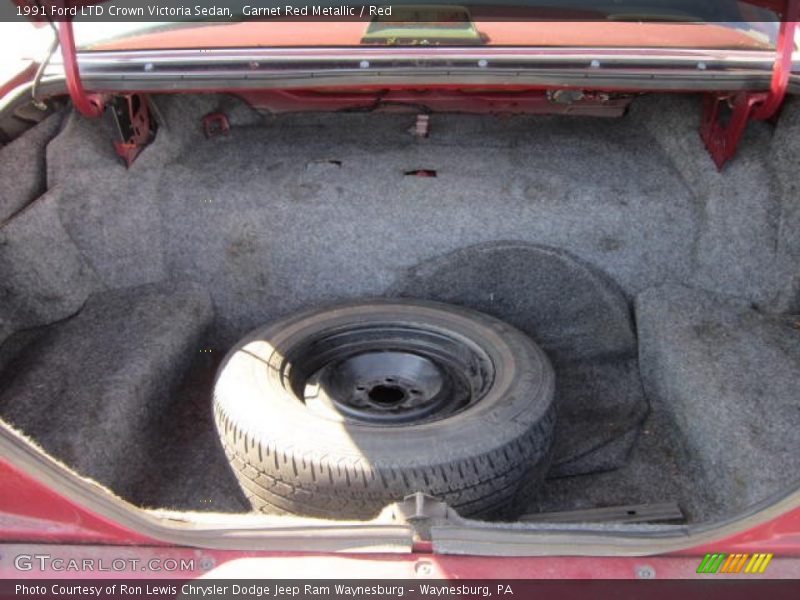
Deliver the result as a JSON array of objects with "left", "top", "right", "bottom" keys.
[{"left": 696, "top": 553, "right": 773, "bottom": 574}]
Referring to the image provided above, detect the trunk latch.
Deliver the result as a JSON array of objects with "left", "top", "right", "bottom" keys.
[{"left": 383, "top": 492, "right": 464, "bottom": 542}]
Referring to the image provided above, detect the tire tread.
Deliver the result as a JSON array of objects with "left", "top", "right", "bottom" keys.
[{"left": 214, "top": 403, "right": 554, "bottom": 519}]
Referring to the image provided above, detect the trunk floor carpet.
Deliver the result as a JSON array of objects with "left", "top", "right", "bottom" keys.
[
  {"left": 0, "top": 283, "right": 213, "bottom": 492},
  {"left": 125, "top": 285, "right": 800, "bottom": 521},
  {"left": 119, "top": 348, "right": 676, "bottom": 517},
  {"left": 0, "top": 94, "right": 798, "bottom": 522}
]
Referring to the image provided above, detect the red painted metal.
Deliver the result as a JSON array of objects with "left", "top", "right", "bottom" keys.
[
  {"left": 111, "top": 94, "right": 154, "bottom": 167},
  {"left": 202, "top": 112, "right": 231, "bottom": 138},
  {"left": 56, "top": 13, "right": 104, "bottom": 118},
  {"left": 700, "top": 92, "right": 766, "bottom": 169},
  {"left": 2, "top": 456, "right": 800, "bottom": 568},
  {"left": 237, "top": 86, "right": 632, "bottom": 117},
  {"left": 236, "top": 89, "right": 632, "bottom": 117},
  {"left": 0, "top": 460, "right": 154, "bottom": 544},
  {"left": 680, "top": 507, "right": 800, "bottom": 557},
  {"left": 83, "top": 21, "right": 776, "bottom": 52},
  {"left": 0, "top": 545, "right": 799, "bottom": 579},
  {"left": 1, "top": 0, "right": 799, "bottom": 573},
  {"left": 700, "top": 0, "right": 797, "bottom": 168},
  {"left": 751, "top": 6, "right": 799, "bottom": 120}
]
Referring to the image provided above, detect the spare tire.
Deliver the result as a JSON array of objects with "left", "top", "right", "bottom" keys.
[{"left": 213, "top": 300, "right": 555, "bottom": 519}]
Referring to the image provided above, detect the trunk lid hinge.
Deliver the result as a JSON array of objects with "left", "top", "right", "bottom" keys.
[
  {"left": 57, "top": 12, "right": 156, "bottom": 166},
  {"left": 56, "top": 12, "right": 104, "bottom": 118},
  {"left": 700, "top": 2, "right": 798, "bottom": 169}
]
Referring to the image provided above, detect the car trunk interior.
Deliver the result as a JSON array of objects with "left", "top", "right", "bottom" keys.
[{"left": 0, "top": 92, "right": 798, "bottom": 531}]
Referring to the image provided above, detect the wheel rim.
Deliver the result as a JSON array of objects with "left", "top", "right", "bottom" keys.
[{"left": 282, "top": 324, "right": 495, "bottom": 425}]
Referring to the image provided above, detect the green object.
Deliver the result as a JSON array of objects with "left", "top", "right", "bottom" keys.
[{"left": 697, "top": 553, "right": 727, "bottom": 573}]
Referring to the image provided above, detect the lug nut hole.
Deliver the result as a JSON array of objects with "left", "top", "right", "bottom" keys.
[{"left": 368, "top": 385, "right": 405, "bottom": 405}]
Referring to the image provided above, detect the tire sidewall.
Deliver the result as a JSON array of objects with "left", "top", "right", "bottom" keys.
[{"left": 213, "top": 300, "right": 555, "bottom": 470}]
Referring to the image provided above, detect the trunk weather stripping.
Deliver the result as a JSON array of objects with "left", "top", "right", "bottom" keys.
[
  {"left": 520, "top": 502, "right": 686, "bottom": 525},
  {"left": 700, "top": 0, "right": 798, "bottom": 168}
]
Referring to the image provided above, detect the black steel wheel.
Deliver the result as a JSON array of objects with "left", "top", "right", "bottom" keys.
[{"left": 213, "top": 299, "right": 556, "bottom": 519}]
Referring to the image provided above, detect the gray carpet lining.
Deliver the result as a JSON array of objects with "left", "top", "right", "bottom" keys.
[
  {"left": 635, "top": 284, "right": 800, "bottom": 521},
  {"left": 0, "top": 112, "right": 63, "bottom": 224},
  {"left": 0, "top": 93, "right": 798, "bottom": 523},
  {"left": 389, "top": 241, "right": 648, "bottom": 477},
  {"left": 0, "top": 189, "right": 102, "bottom": 346},
  {"left": 0, "top": 283, "right": 213, "bottom": 492}
]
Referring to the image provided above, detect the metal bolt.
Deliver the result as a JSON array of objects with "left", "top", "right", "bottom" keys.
[
  {"left": 636, "top": 565, "right": 656, "bottom": 579},
  {"left": 698, "top": 62, "right": 707, "bottom": 70},
  {"left": 590, "top": 59, "right": 601, "bottom": 68},
  {"left": 415, "top": 561, "right": 433, "bottom": 576},
  {"left": 359, "top": 60, "right": 370, "bottom": 69},
  {"left": 199, "top": 557, "right": 215, "bottom": 571},
  {"left": 478, "top": 59, "right": 488, "bottom": 68},
  {"left": 144, "top": 63, "right": 154, "bottom": 72}
]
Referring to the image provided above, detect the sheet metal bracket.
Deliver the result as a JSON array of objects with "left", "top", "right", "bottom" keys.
[
  {"left": 700, "top": 2, "right": 798, "bottom": 169},
  {"left": 109, "top": 94, "right": 157, "bottom": 167}
]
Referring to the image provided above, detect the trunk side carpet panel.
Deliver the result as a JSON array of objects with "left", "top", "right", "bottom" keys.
[
  {"left": 44, "top": 112, "right": 169, "bottom": 291},
  {"left": 0, "top": 282, "right": 214, "bottom": 495},
  {"left": 0, "top": 189, "right": 102, "bottom": 346},
  {"left": 635, "top": 285, "right": 800, "bottom": 520},
  {"left": 632, "top": 95, "right": 800, "bottom": 314},
  {"left": 390, "top": 241, "right": 647, "bottom": 476},
  {"left": 0, "top": 112, "right": 63, "bottom": 223},
  {"left": 770, "top": 99, "right": 800, "bottom": 312}
]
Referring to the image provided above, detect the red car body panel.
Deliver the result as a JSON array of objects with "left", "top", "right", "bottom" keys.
[
  {"left": 0, "top": 461, "right": 151, "bottom": 545},
  {"left": 2, "top": 459, "right": 800, "bottom": 578},
  {"left": 86, "top": 21, "right": 774, "bottom": 51},
  {"left": 2, "top": 7, "right": 800, "bottom": 580}
]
